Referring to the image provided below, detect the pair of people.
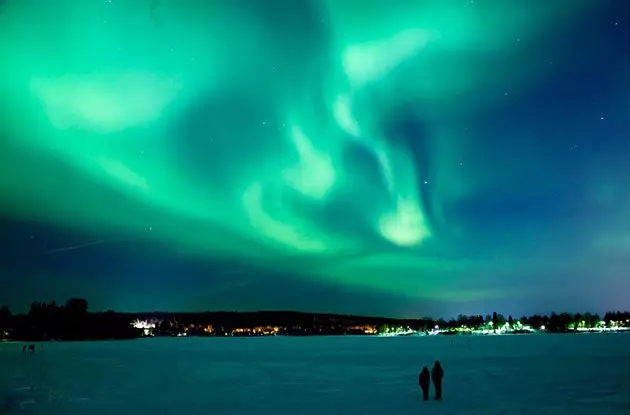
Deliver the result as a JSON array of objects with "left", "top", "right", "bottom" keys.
[{"left": 418, "top": 361, "right": 443, "bottom": 401}]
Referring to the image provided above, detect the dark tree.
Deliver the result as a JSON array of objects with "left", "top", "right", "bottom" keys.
[
  {"left": 65, "top": 298, "right": 88, "bottom": 315},
  {"left": 573, "top": 313, "right": 582, "bottom": 331},
  {"left": 62, "top": 298, "right": 89, "bottom": 340},
  {"left": 508, "top": 315, "right": 514, "bottom": 327},
  {"left": 0, "top": 305, "right": 11, "bottom": 333},
  {"left": 582, "top": 313, "right": 599, "bottom": 329},
  {"left": 456, "top": 314, "right": 484, "bottom": 329},
  {"left": 547, "top": 312, "right": 573, "bottom": 332}
]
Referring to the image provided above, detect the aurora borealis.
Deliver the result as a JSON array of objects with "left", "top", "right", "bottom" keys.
[{"left": 1, "top": 0, "right": 629, "bottom": 317}]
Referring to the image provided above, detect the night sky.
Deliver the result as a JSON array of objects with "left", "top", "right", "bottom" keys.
[{"left": 1, "top": 0, "right": 629, "bottom": 317}]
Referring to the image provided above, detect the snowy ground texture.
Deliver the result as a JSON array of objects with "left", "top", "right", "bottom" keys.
[{"left": 1, "top": 333, "right": 629, "bottom": 414}]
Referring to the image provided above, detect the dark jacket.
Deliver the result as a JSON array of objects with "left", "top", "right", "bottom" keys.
[
  {"left": 431, "top": 362, "right": 444, "bottom": 383},
  {"left": 419, "top": 368, "right": 430, "bottom": 389}
]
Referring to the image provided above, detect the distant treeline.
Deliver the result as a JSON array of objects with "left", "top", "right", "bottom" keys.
[
  {"left": 461, "top": 311, "right": 630, "bottom": 332},
  {"left": 0, "top": 299, "right": 138, "bottom": 341},
  {"left": 0, "top": 299, "right": 629, "bottom": 341}
]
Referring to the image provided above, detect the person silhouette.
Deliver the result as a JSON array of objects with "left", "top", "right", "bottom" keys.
[
  {"left": 418, "top": 366, "right": 430, "bottom": 401},
  {"left": 431, "top": 361, "right": 444, "bottom": 400}
]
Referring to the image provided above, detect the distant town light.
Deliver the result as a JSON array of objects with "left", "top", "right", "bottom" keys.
[{"left": 131, "top": 319, "right": 156, "bottom": 336}]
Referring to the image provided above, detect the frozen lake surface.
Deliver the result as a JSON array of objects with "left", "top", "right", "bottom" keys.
[{"left": 1, "top": 334, "right": 629, "bottom": 414}]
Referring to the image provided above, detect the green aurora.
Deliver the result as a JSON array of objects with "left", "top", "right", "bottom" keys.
[{"left": 1, "top": 0, "right": 628, "bottom": 315}]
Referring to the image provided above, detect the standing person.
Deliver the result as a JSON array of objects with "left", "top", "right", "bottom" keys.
[
  {"left": 431, "top": 361, "right": 444, "bottom": 400},
  {"left": 418, "top": 367, "right": 431, "bottom": 401}
]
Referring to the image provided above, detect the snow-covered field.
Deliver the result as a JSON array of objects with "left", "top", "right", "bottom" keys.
[{"left": 1, "top": 333, "right": 629, "bottom": 414}]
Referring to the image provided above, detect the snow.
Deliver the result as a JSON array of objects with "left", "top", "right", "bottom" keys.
[{"left": 1, "top": 333, "right": 629, "bottom": 414}]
